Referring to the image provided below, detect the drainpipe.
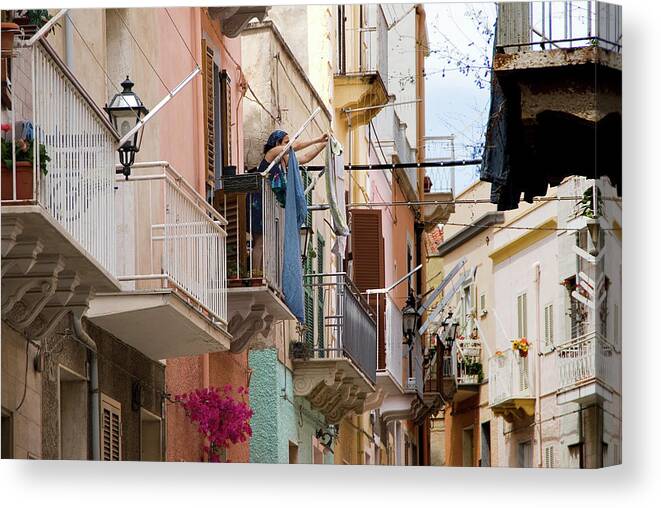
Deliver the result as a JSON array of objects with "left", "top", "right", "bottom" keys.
[
  {"left": 64, "top": 13, "right": 74, "bottom": 71},
  {"left": 70, "top": 312, "right": 100, "bottom": 461},
  {"left": 532, "top": 262, "right": 542, "bottom": 467}
]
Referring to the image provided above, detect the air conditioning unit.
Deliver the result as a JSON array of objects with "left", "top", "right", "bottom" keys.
[{"left": 406, "top": 377, "right": 417, "bottom": 391}]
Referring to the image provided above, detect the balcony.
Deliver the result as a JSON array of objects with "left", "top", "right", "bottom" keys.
[
  {"left": 556, "top": 332, "right": 619, "bottom": 405},
  {"left": 334, "top": 5, "right": 388, "bottom": 126},
  {"left": 441, "top": 338, "right": 483, "bottom": 403},
  {"left": 488, "top": 349, "right": 535, "bottom": 422},
  {"left": 422, "top": 136, "right": 456, "bottom": 229},
  {"left": 215, "top": 173, "right": 296, "bottom": 352},
  {"left": 2, "top": 40, "right": 120, "bottom": 340},
  {"left": 483, "top": 1, "right": 621, "bottom": 211},
  {"left": 87, "top": 162, "right": 230, "bottom": 360},
  {"left": 291, "top": 274, "right": 377, "bottom": 424}
]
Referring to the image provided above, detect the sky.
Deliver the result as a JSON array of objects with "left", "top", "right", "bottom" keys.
[{"left": 423, "top": 2, "right": 497, "bottom": 194}]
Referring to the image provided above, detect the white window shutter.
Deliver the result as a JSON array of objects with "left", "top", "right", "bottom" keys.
[
  {"left": 517, "top": 293, "right": 528, "bottom": 337},
  {"left": 101, "top": 395, "right": 122, "bottom": 461},
  {"left": 544, "top": 304, "right": 554, "bottom": 349},
  {"left": 544, "top": 445, "right": 555, "bottom": 468}
]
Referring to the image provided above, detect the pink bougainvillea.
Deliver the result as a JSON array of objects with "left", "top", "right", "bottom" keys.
[{"left": 174, "top": 385, "right": 253, "bottom": 462}]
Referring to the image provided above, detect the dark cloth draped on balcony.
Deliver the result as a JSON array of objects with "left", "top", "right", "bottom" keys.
[
  {"left": 247, "top": 158, "right": 288, "bottom": 234},
  {"left": 324, "top": 136, "right": 349, "bottom": 256},
  {"left": 282, "top": 148, "right": 307, "bottom": 323}
]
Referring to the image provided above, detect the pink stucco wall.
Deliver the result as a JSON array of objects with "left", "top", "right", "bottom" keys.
[{"left": 161, "top": 8, "right": 250, "bottom": 463}]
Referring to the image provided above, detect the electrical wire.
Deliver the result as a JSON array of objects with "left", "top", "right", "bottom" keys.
[
  {"left": 14, "top": 338, "right": 32, "bottom": 412},
  {"left": 113, "top": 9, "right": 172, "bottom": 94},
  {"left": 164, "top": 7, "right": 200, "bottom": 69}
]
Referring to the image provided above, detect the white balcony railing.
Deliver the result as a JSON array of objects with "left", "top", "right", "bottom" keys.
[
  {"left": 336, "top": 5, "right": 388, "bottom": 81},
  {"left": 489, "top": 349, "right": 534, "bottom": 406},
  {"left": 115, "top": 162, "right": 227, "bottom": 326},
  {"left": 423, "top": 136, "right": 456, "bottom": 195},
  {"left": 556, "top": 332, "right": 619, "bottom": 392},
  {"left": 497, "top": 1, "right": 622, "bottom": 53},
  {"left": 2, "top": 41, "right": 118, "bottom": 276},
  {"left": 384, "top": 294, "right": 404, "bottom": 386}
]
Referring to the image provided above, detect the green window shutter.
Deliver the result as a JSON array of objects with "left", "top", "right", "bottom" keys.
[{"left": 317, "top": 235, "right": 325, "bottom": 354}]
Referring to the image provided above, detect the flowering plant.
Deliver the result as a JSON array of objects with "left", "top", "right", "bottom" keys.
[
  {"left": 495, "top": 350, "right": 504, "bottom": 357},
  {"left": 174, "top": 385, "right": 253, "bottom": 462},
  {"left": 512, "top": 338, "right": 530, "bottom": 358}
]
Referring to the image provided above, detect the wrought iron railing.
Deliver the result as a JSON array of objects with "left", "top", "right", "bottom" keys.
[
  {"left": 488, "top": 349, "right": 534, "bottom": 406},
  {"left": 496, "top": 1, "right": 622, "bottom": 53},
  {"left": 219, "top": 173, "right": 284, "bottom": 295},
  {"left": 556, "top": 331, "right": 619, "bottom": 392},
  {"left": 303, "top": 273, "right": 377, "bottom": 384},
  {"left": 114, "top": 162, "right": 227, "bottom": 327},
  {"left": 2, "top": 41, "right": 118, "bottom": 276}
]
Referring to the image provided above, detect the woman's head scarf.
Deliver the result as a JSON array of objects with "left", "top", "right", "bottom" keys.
[{"left": 263, "top": 130, "right": 288, "bottom": 154}]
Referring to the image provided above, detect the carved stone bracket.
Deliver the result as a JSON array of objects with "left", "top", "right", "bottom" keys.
[{"left": 228, "top": 304, "right": 275, "bottom": 353}]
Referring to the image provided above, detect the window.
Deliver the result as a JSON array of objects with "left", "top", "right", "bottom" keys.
[
  {"left": 479, "top": 293, "right": 487, "bottom": 316},
  {"left": 517, "top": 293, "right": 528, "bottom": 338},
  {"left": 518, "top": 440, "right": 532, "bottom": 468},
  {"left": 480, "top": 421, "right": 491, "bottom": 467},
  {"left": 202, "top": 40, "right": 216, "bottom": 199},
  {"left": 140, "top": 409, "right": 162, "bottom": 462},
  {"left": 568, "top": 442, "right": 584, "bottom": 469},
  {"left": 288, "top": 441, "right": 299, "bottom": 464},
  {"left": 1, "top": 408, "right": 12, "bottom": 459},
  {"left": 462, "top": 427, "right": 474, "bottom": 467},
  {"left": 544, "top": 303, "right": 554, "bottom": 349},
  {"left": 614, "top": 303, "right": 620, "bottom": 348},
  {"left": 101, "top": 395, "right": 122, "bottom": 461},
  {"left": 59, "top": 367, "right": 87, "bottom": 460},
  {"left": 544, "top": 445, "right": 556, "bottom": 468}
]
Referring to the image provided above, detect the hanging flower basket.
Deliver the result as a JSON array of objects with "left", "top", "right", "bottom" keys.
[{"left": 512, "top": 338, "right": 530, "bottom": 358}]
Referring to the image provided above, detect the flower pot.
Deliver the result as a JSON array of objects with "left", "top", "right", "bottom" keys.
[
  {"left": 1, "top": 23, "right": 20, "bottom": 57},
  {"left": 519, "top": 350, "right": 528, "bottom": 358},
  {"left": 1, "top": 161, "right": 34, "bottom": 200}
]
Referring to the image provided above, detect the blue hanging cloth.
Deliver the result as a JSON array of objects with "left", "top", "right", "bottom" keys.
[{"left": 282, "top": 148, "right": 307, "bottom": 323}]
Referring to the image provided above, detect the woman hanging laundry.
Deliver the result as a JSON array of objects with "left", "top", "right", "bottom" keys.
[{"left": 247, "top": 130, "right": 328, "bottom": 276}]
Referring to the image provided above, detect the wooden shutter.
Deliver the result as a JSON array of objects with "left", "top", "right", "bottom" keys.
[
  {"left": 317, "top": 234, "right": 325, "bottom": 352},
  {"left": 202, "top": 40, "right": 215, "bottom": 189},
  {"left": 544, "top": 304, "right": 554, "bottom": 349},
  {"left": 351, "top": 209, "right": 385, "bottom": 369},
  {"left": 220, "top": 70, "right": 232, "bottom": 167},
  {"left": 101, "top": 395, "right": 122, "bottom": 461}
]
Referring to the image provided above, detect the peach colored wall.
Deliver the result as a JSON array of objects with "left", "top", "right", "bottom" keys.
[
  {"left": 208, "top": 351, "right": 251, "bottom": 463},
  {"left": 162, "top": 8, "right": 251, "bottom": 463},
  {"left": 444, "top": 395, "right": 479, "bottom": 467},
  {"left": 157, "top": 7, "right": 204, "bottom": 193}
]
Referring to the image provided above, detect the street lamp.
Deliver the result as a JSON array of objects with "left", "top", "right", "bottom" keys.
[
  {"left": 402, "top": 293, "right": 418, "bottom": 346},
  {"left": 441, "top": 311, "right": 459, "bottom": 350},
  {"left": 300, "top": 224, "right": 312, "bottom": 265},
  {"left": 105, "top": 76, "right": 148, "bottom": 179}
]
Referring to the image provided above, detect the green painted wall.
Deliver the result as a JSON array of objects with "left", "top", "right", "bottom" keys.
[{"left": 249, "top": 348, "right": 333, "bottom": 464}]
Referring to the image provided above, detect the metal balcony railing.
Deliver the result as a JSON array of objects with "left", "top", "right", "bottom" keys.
[
  {"left": 383, "top": 294, "right": 404, "bottom": 386},
  {"left": 556, "top": 331, "right": 619, "bottom": 392},
  {"left": 335, "top": 5, "right": 388, "bottom": 82},
  {"left": 2, "top": 41, "right": 118, "bottom": 276},
  {"left": 423, "top": 136, "right": 456, "bottom": 195},
  {"left": 114, "top": 162, "right": 228, "bottom": 327},
  {"left": 488, "top": 349, "right": 534, "bottom": 406},
  {"left": 303, "top": 273, "right": 377, "bottom": 385},
  {"left": 219, "top": 173, "right": 284, "bottom": 295},
  {"left": 496, "top": 1, "right": 622, "bottom": 53}
]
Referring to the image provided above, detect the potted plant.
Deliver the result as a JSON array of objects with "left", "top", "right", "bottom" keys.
[
  {"left": 11, "top": 10, "right": 59, "bottom": 37},
  {"left": 1, "top": 12, "right": 20, "bottom": 57},
  {"left": 512, "top": 338, "right": 530, "bottom": 358},
  {"left": 1, "top": 130, "right": 50, "bottom": 200},
  {"left": 461, "top": 357, "right": 484, "bottom": 384}
]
